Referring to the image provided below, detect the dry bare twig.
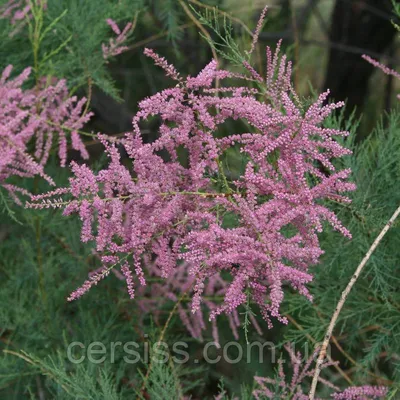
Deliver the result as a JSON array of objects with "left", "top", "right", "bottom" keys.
[{"left": 309, "top": 204, "right": 400, "bottom": 399}]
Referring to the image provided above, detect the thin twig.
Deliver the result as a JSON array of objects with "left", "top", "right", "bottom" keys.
[
  {"left": 290, "top": 0, "right": 300, "bottom": 92},
  {"left": 178, "top": 0, "right": 219, "bottom": 89},
  {"left": 336, "top": 325, "right": 384, "bottom": 340},
  {"left": 188, "top": 0, "right": 254, "bottom": 37},
  {"left": 127, "top": 22, "right": 194, "bottom": 51},
  {"left": 314, "top": 307, "right": 392, "bottom": 385},
  {"left": 330, "top": 335, "right": 393, "bottom": 386},
  {"left": 258, "top": 32, "right": 400, "bottom": 66},
  {"left": 309, "top": 203, "right": 400, "bottom": 399},
  {"left": 285, "top": 314, "right": 353, "bottom": 385}
]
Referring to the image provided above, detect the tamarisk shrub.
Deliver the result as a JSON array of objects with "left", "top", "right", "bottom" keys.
[
  {"left": 0, "top": 65, "right": 52, "bottom": 201},
  {"left": 0, "top": 64, "right": 91, "bottom": 201},
  {"left": 27, "top": 41, "right": 355, "bottom": 332}
]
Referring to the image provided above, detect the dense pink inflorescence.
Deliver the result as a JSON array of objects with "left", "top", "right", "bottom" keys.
[
  {"left": 28, "top": 41, "right": 355, "bottom": 332},
  {"left": 0, "top": 65, "right": 91, "bottom": 200},
  {"left": 332, "top": 386, "right": 388, "bottom": 400},
  {"left": 32, "top": 77, "right": 92, "bottom": 167},
  {"left": 0, "top": 65, "right": 52, "bottom": 200},
  {"left": 102, "top": 18, "right": 132, "bottom": 60}
]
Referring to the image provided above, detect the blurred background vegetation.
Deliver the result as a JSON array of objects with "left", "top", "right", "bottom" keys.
[{"left": 87, "top": 0, "right": 400, "bottom": 140}]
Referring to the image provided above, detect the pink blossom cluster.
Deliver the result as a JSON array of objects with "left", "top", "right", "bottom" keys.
[
  {"left": 28, "top": 41, "right": 355, "bottom": 331},
  {"left": 332, "top": 386, "right": 388, "bottom": 400},
  {"left": 0, "top": 0, "right": 31, "bottom": 25},
  {"left": 253, "top": 345, "right": 387, "bottom": 399},
  {"left": 0, "top": 0, "right": 47, "bottom": 37},
  {"left": 0, "top": 64, "right": 91, "bottom": 200},
  {"left": 31, "top": 77, "right": 92, "bottom": 167},
  {"left": 0, "top": 66, "right": 52, "bottom": 201},
  {"left": 102, "top": 18, "right": 132, "bottom": 60}
]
